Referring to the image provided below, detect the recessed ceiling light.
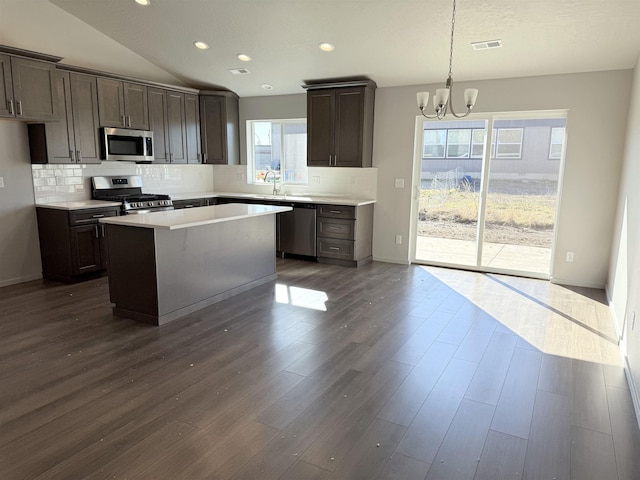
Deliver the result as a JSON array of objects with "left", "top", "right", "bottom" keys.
[
  {"left": 237, "top": 53, "right": 252, "bottom": 62},
  {"left": 471, "top": 39, "right": 502, "bottom": 50},
  {"left": 194, "top": 41, "right": 209, "bottom": 50},
  {"left": 261, "top": 84, "right": 273, "bottom": 90},
  {"left": 318, "top": 42, "right": 335, "bottom": 52},
  {"left": 134, "top": 0, "right": 150, "bottom": 5}
]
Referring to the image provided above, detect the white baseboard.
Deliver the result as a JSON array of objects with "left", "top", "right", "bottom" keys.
[
  {"left": 372, "top": 256, "right": 411, "bottom": 266},
  {"left": 549, "top": 276, "right": 605, "bottom": 289},
  {"left": 624, "top": 358, "right": 640, "bottom": 431},
  {"left": 0, "top": 273, "right": 42, "bottom": 288}
]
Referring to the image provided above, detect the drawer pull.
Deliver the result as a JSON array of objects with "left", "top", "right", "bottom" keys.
[
  {"left": 92, "top": 214, "right": 105, "bottom": 218},
  {"left": 329, "top": 246, "right": 341, "bottom": 251},
  {"left": 329, "top": 226, "right": 341, "bottom": 230},
  {"left": 329, "top": 210, "right": 342, "bottom": 214}
]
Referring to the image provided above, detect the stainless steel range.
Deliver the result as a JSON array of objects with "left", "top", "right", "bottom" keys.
[{"left": 91, "top": 175, "right": 173, "bottom": 215}]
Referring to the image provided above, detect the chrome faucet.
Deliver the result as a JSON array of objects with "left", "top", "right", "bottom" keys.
[{"left": 264, "top": 170, "right": 279, "bottom": 195}]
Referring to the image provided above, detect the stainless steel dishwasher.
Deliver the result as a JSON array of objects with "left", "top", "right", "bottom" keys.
[{"left": 277, "top": 203, "right": 317, "bottom": 257}]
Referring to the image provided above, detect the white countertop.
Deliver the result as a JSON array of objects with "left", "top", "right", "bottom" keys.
[
  {"left": 36, "top": 200, "right": 122, "bottom": 210},
  {"left": 99, "top": 203, "right": 292, "bottom": 230},
  {"left": 172, "top": 191, "right": 376, "bottom": 206}
]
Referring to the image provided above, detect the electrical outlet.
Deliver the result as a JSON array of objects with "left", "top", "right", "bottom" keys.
[
  {"left": 0, "top": 177, "right": 4, "bottom": 188},
  {"left": 395, "top": 235, "right": 402, "bottom": 245},
  {"left": 566, "top": 251, "right": 574, "bottom": 262},
  {"left": 312, "top": 176, "right": 320, "bottom": 185},
  {"left": 395, "top": 178, "right": 405, "bottom": 188}
]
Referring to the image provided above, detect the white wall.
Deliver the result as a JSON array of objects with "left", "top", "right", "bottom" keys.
[
  {"left": 0, "top": 121, "right": 42, "bottom": 287},
  {"left": 608, "top": 54, "right": 640, "bottom": 415},
  {"left": 373, "top": 70, "right": 632, "bottom": 287},
  {"left": 0, "top": 0, "right": 184, "bottom": 85}
]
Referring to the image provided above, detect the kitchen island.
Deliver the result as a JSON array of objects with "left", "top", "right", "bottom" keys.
[{"left": 99, "top": 203, "right": 292, "bottom": 325}]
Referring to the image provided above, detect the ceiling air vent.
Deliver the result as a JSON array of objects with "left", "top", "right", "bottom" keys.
[
  {"left": 228, "top": 68, "right": 251, "bottom": 75},
  {"left": 471, "top": 39, "right": 503, "bottom": 50}
]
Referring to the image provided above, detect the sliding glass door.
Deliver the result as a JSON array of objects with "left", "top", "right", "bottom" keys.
[{"left": 413, "top": 112, "right": 566, "bottom": 278}]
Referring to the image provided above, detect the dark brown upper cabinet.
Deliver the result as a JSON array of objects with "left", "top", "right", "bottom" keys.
[
  {"left": 184, "top": 93, "right": 201, "bottom": 164},
  {"left": 304, "top": 80, "right": 376, "bottom": 168},
  {"left": 148, "top": 87, "right": 191, "bottom": 164},
  {"left": 199, "top": 91, "right": 239, "bottom": 165},
  {"left": 0, "top": 54, "right": 59, "bottom": 121},
  {"left": 97, "top": 77, "right": 149, "bottom": 130},
  {"left": 28, "top": 71, "right": 101, "bottom": 164}
]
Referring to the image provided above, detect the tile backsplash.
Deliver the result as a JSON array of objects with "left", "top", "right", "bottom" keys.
[{"left": 32, "top": 162, "right": 215, "bottom": 203}]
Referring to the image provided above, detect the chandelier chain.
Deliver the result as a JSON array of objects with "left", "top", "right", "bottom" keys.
[{"left": 448, "top": 0, "right": 456, "bottom": 78}]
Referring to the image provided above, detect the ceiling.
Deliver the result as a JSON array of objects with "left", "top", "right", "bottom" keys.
[{"left": 42, "top": 0, "right": 640, "bottom": 97}]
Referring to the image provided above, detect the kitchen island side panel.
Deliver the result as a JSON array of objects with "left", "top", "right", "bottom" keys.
[
  {"left": 106, "top": 224, "right": 159, "bottom": 319},
  {"left": 154, "top": 214, "right": 276, "bottom": 318}
]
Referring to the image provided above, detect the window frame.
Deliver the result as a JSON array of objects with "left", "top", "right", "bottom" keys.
[
  {"left": 548, "top": 127, "right": 565, "bottom": 160},
  {"left": 494, "top": 127, "right": 524, "bottom": 159},
  {"left": 246, "top": 118, "right": 308, "bottom": 185}
]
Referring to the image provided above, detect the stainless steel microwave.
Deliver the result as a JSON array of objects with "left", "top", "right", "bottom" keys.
[{"left": 101, "top": 127, "right": 153, "bottom": 163}]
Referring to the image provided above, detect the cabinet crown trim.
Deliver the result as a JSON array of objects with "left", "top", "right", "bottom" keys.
[
  {"left": 302, "top": 79, "right": 377, "bottom": 90},
  {"left": 0, "top": 44, "right": 63, "bottom": 63}
]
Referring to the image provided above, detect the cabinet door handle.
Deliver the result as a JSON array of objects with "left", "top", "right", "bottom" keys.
[
  {"left": 70, "top": 150, "right": 75, "bottom": 162},
  {"left": 203, "top": 153, "right": 208, "bottom": 162},
  {"left": 76, "top": 150, "right": 82, "bottom": 162},
  {"left": 127, "top": 116, "right": 132, "bottom": 127},
  {"left": 122, "top": 115, "right": 126, "bottom": 126},
  {"left": 100, "top": 224, "right": 105, "bottom": 237},
  {"left": 169, "top": 152, "right": 173, "bottom": 163},
  {"left": 8, "top": 100, "right": 14, "bottom": 115},
  {"left": 16, "top": 101, "right": 23, "bottom": 116},
  {"left": 94, "top": 225, "right": 99, "bottom": 238}
]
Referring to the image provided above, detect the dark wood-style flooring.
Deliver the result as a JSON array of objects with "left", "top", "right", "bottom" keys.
[{"left": 1, "top": 258, "right": 639, "bottom": 479}]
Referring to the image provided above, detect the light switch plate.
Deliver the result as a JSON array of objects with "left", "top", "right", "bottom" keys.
[{"left": 395, "top": 178, "right": 404, "bottom": 188}]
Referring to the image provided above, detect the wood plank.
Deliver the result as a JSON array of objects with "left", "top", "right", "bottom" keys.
[
  {"left": 522, "top": 389, "right": 571, "bottom": 480},
  {"left": 425, "top": 399, "right": 495, "bottom": 480},
  {"left": 375, "top": 453, "right": 430, "bottom": 480},
  {"left": 570, "top": 426, "right": 618, "bottom": 480},
  {"left": 280, "top": 461, "right": 331, "bottom": 480},
  {"left": 390, "top": 311, "right": 452, "bottom": 366},
  {"left": 571, "top": 359, "right": 611, "bottom": 434},
  {"left": 377, "top": 341, "right": 457, "bottom": 426},
  {"left": 395, "top": 358, "right": 478, "bottom": 463},
  {"left": 490, "top": 347, "right": 542, "bottom": 439},
  {"left": 606, "top": 385, "right": 640, "bottom": 480},
  {"left": 474, "top": 430, "right": 527, "bottom": 480},
  {"left": 326, "top": 418, "right": 407, "bottom": 480},
  {"left": 464, "top": 331, "right": 518, "bottom": 405}
]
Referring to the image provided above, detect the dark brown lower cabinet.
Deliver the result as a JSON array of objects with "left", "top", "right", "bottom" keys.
[
  {"left": 316, "top": 204, "right": 374, "bottom": 267},
  {"left": 36, "top": 206, "right": 119, "bottom": 282}
]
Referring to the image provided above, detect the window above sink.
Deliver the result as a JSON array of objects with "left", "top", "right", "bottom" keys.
[{"left": 247, "top": 119, "right": 308, "bottom": 187}]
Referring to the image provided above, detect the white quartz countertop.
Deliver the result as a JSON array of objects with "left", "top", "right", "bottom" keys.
[
  {"left": 172, "top": 191, "right": 376, "bottom": 206},
  {"left": 99, "top": 203, "right": 292, "bottom": 230},
  {"left": 35, "top": 200, "right": 122, "bottom": 210}
]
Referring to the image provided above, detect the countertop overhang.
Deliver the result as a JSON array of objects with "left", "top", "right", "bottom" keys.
[{"left": 98, "top": 203, "right": 291, "bottom": 230}]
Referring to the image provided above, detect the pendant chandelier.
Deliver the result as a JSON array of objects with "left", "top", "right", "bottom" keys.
[{"left": 417, "top": 0, "right": 478, "bottom": 119}]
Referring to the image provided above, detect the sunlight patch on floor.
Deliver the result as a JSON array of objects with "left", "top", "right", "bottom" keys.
[
  {"left": 420, "top": 265, "right": 622, "bottom": 366},
  {"left": 274, "top": 283, "right": 328, "bottom": 311}
]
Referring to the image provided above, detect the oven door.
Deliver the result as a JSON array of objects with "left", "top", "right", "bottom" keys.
[{"left": 124, "top": 207, "right": 174, "bottom": 215}]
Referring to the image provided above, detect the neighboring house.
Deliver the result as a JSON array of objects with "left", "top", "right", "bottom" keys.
[{"left": 421, "top": 118, "right": 566, "bottom": 182}]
